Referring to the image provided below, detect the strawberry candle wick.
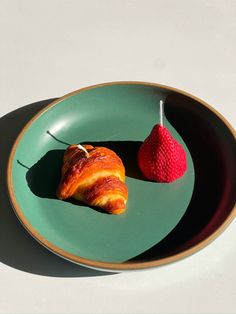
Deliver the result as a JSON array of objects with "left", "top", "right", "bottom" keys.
[{"left": 160, "top": 100, "right": 164, "bottom": 127}]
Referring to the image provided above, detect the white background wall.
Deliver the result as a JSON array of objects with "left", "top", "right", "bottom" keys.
[{"left": 0, "top": 1, "right": 235, "bottom": 313}]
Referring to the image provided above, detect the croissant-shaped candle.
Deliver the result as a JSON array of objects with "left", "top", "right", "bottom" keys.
[{"left": 57, "top": 144, "right": 128, "bottom": 214}]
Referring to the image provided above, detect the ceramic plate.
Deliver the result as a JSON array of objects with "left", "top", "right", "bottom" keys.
[{"left": 7, "top": 82, "right": 236, "bottom": 271}]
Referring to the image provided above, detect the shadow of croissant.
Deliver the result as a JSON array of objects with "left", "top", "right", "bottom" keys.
[{"left": 23, "top": 149, "right": 64, "bottom": 200}]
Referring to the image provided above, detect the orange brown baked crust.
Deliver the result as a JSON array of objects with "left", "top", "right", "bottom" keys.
[{"left": 57, "top": 144, "right": 128, "bottom": 214}]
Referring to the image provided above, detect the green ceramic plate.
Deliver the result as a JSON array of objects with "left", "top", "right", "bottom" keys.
[
  {"left": 8, "top": 82, "right": 195, "bottom": 269},
  {"left": 9, "top": 81, "right": 235, "bottom": 272}
]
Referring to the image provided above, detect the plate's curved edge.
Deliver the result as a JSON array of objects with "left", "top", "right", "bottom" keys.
[
  {"left": 7, "top": 81, "right": 236, "bottom": 271},
  {"left": 6, "top": 185, "right": 236, "bottom": 271}
]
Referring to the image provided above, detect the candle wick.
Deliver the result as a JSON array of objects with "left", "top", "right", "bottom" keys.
[
  {"left": 77, "top": 144, "right": 89, "bottom": 157},
  {"left": 160, "top": 100, "right": 164, "bottom": 126}
]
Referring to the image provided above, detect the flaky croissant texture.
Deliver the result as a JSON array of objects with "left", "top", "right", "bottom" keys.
[{"left": 57, "top": 144, "right": 128, "bottom": 214}]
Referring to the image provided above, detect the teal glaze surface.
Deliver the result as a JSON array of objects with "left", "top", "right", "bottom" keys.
[{"left": 12, "top": 84, "right": 194, "bottom": 263}]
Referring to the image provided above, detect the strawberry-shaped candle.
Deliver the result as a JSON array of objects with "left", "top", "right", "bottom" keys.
[{"left": 138, "top": 100, "right": 187, "bottom": 182}]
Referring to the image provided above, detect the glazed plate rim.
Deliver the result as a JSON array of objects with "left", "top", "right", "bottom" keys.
[{"left": 7, "top": 81, "right": 236, "bottom": 271}]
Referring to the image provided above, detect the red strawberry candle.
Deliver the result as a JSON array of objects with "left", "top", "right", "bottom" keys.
[{"left": 138, "top": 101, "right": 187, "bottom": 182}]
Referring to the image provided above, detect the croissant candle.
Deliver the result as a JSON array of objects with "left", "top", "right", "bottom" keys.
[{"left": 57, "top": 144, "right": 128, "bottom": 214}]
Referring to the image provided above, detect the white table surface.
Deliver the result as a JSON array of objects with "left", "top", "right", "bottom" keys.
[{"left": 0, "top": 1, "right": 235, "bottom": 313}]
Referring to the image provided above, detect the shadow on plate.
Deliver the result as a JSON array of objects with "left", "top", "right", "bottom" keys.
[
  {"left": 129, "top": 93, "right": 236, "bottom": 262},
  {"left": 0, "top": 99, "right": 115, "bottom": 277}
]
